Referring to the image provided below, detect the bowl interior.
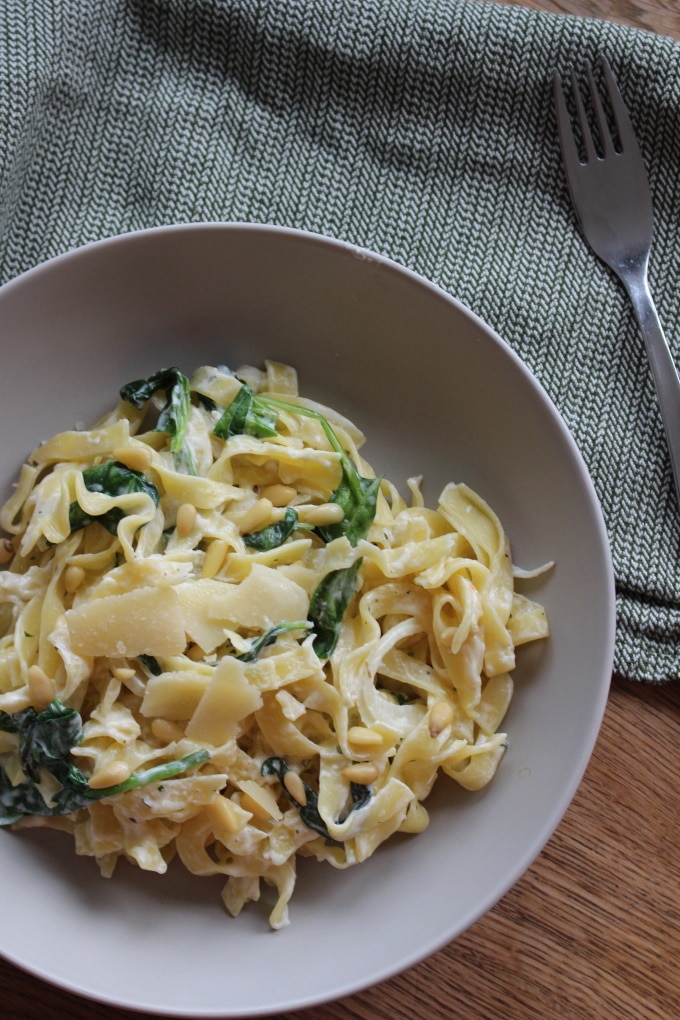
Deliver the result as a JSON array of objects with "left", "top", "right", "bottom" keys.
[{"left": 0, "top": 224, "right": 615, "bottom": 1017}]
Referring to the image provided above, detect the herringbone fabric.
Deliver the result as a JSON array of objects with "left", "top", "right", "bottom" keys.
[{"left": 1, "top": 0, "right": 679, "bottom": 681}]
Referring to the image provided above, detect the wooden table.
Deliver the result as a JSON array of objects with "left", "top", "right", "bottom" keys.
[
  {"left": 495, "top": 0, "right": 680, "bottom": 38},
  {"left": 2, "top": 2, "right": 679, "bottom": 1019}
]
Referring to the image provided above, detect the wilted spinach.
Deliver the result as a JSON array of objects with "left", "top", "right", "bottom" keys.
[
  {"left": 137, "top": 653, "right": 162, "bottom": 676},
  {"left": 242, "top": 507, "right": 302, "bottom": 550},
  {"left": 261, "top": 756, "right": 372, "bottom": 844},
  {"left": 233, "top": 621, "right": 311, "bottom": 662},
  {"left": 68, "top": 461, "right": 160, "bottom": 535},
  {"left": 308, "top": 560, "right": 362, "bottom": 659},
  {"left": 316, "top": 470, "right": 382, "bottom": 546},
  {"left": 260, "top": 756, "right": 339, "bottom": 844},
  {"left": 120, "top": 367, "right": 195, "bottom": 473},
  {"left": 212, "top": 387, "right": 380, "bottom": 546},
  {"left": 213, "top": 385, "right": 278, "bottom": 439},
  {"left": 259, "top": 395, "right": 380, "bottom": 546},
  {"left": 0, "top": 700, "right": 209, "bottom": 825}
]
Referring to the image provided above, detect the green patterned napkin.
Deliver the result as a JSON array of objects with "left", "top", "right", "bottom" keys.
[{"left": 1, "top": 0, "right": 679, "bottom": 681}]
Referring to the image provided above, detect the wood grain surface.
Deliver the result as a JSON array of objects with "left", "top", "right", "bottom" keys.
[
  {"left": 1, "top": 2, "right": 679, "bottom": 1019},
  {"left": 492, "top": 0, "right": 680, "bottom": 38}
]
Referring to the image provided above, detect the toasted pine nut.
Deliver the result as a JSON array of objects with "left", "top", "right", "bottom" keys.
[
  {"left": 429, "top": 700, "right": 454, "bottom": 737},
  {"left": 201, "top": 538, "right": 229, "bottom": 578},
  {"left": 347, "top": 726, "right": 384, "bottom": 752},
  {"left": 151, "top": 718, "right": 185, "bottom": 744},
  {"left": 113, "top": 444, "right": 153, "bottom": 472},
  {"left": 88, "top": 761, "right": 133, "bottom": 789},
  {"left": 206, "top": 795, "right": 243, "bottom": 840},
  {"left": 238, "top": 498, "right": 275, "bottom": 535},
  {"left": 111, "top": 666, "right": 136, "bottom": 682},
  {"left": 63, "top": 564, "right": 86, "bottom": 594},
  {"left": 176, "top": 502, "right": 197, "bottom": 538},
  {"left": 259, "top": 483, "right": 297, "bottom": 507},
  {"left": 0, "top": 538, "right": 14, "bottom": 564},
  {"left": 341, "top": 763, "right": 379, "bottom": 785},
  {"left": 27, "top": 664, "right": 56, "bottom": 711},
  {"left": 282, "top": 770, "right": 307, "bottom": 806},
  {"left": 296, "top": 503, "right": 345, "bottom": 527}
]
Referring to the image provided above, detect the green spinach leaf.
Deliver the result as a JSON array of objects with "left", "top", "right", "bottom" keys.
[
  {"left": 348, "top": 781, "right": 372, "bottom": 812},
  {"left": 242, "top": 506, "right": 301, "bottom": 550},
  {"left": 120, "top": 367, "right": 195, "bottom": 473},
  {"left": 317, "top": 469, "right": 381, "bottom": 546},
  {"left": 234, "top": 621, "right": 311, "bottom": 662},
  {"left": 260, "top": 755, "right": 372, "bottom": 844},
  {"left": 246, "top": 394, "right": 380, "bottom": 545},
  {"left": 0, "top": 700, "right": 209, "bottom": 824},
  {"left": 213, "top": 382, "right": 380, "bottom": 545},
  {"left": 213, "top": 385, "right": 278, "bottom": 439},
  {"left": 260, "top": 756, "right": 340, "bottom": 844},
  {"left": 68, "top": 461, "right": 160, "bottom": 535},
  {"left": 137, "top": 653, "right": 162, "bottom": 676},
  {"left": 308, "top": 560, "right": 362, "bottom": 659}
]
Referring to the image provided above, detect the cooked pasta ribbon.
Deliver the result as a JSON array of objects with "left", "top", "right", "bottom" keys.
[{"left": 0, "top": 361, "right": 550, "bottom": 928}]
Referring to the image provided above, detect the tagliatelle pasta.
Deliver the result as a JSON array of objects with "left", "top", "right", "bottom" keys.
[{"left": 0, "top": 361, "right": 550, "bottom": 928}]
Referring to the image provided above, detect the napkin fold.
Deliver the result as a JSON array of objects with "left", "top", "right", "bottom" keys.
[{"left": 1, "top": 0, "right": 679, "bottom": 682}]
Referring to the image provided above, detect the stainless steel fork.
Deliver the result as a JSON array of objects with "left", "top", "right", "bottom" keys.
[{"left": 553, "top": 56, "right": 680, "bottom": 508}]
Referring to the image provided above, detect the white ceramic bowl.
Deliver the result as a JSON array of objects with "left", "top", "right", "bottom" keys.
[{"left": 0, "top": 224, "right": 615, "bottom": 1017}]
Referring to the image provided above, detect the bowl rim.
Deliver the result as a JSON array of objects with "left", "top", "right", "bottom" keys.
[{"left": 0, "top": 221, "right": 616, "bottom": 1016}]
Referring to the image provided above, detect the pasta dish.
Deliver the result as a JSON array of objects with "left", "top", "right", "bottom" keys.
[{"left": 0, "top": 361, "right": 549, "bottom": 928}]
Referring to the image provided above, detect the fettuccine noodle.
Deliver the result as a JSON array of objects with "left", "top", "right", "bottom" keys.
[{"left": 0, "top": 361, "right": 549, "bottom": 928}]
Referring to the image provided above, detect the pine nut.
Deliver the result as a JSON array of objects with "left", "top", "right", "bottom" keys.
[
  {"left": 206, "top": 795, "right": 243, "bottom": 840},
  {"left": 113, "top": 444, "right": 153, "bottom": 472},
  {"left": 63, "top": 564, "right": 86, "bottom": 594},
  {"left": 151, "top": 718, "right": 185, "bottom": 744},
  {"left": 347, "top": 725, "right": 384, "bottom": 752},
  {"left": 201, "top": 538, "right": 229, "bottom": 578},
  {"left": 176, "top": 502, "right": 197, "bottom": 538},
  {"left": 27, "top": 664, "right": 56, "bottom": 711},
  {"left": 111, "top": 666, "right": 136, "bottom": 682},
  {"left": 296, "top": 503, "right": 345, "bottom": 527},
  {"left": 88, "top": 761, "right": 133, "bottom": 789},
  {"left": 259, "top": 483, "right": 297, "bottom": 507},
  {"left": 0, "top": 538, "right": 14, "bottom": 564},
  {"left": 238, "top": 498, "right": 275, "bottom": 535},
  {"left": 282, "top": 770, "right": 307, "bottom": 806},
  {"left": 341, "top": 763, "right": 379, "bottom": 785},
  {"left": 429, "top": 700, "right": 454, "bottom": 737}
]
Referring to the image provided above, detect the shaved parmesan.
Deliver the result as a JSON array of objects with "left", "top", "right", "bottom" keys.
[
  {"left": 66, "top": 586, "right": 185, "bottom": 657},
  {"left": 186, "top": 657, "right": 263, "bottom": 745},
  {"left": 140, "top": 670, "right": 211, "bottom": 720},
  {"left": 208, "top": 563, "right": 309, "bottom": 629}
]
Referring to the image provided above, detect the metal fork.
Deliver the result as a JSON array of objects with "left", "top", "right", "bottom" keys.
[{"left": 553, "top": 56, "right": 680, "bottom": 507}]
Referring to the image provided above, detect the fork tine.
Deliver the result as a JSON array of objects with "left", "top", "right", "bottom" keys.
[
  {"left": 585, "top": 60, "right": 615, "bottom": 157},
  {"left": 570, "top": 69, "right": 598, "bottom": 164},
  {"left": 552, "top": 70, "right": 583, "bottom": 175},
  {"left": 599, "top": 56, "right": 641, "bottom": 157}
]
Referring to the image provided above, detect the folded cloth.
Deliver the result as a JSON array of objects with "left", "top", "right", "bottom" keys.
[{"left": 0, "top": 0, "right": 678, "bottom": 681}]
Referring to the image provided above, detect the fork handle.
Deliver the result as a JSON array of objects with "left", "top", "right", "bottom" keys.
[{"left": 624, "top": 272, "right": 680, "bottom": 507}]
